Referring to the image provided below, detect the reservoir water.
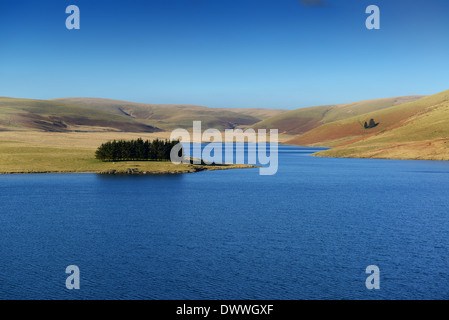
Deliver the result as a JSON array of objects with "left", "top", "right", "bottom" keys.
[{"left": 1, "top": 145, "right": 449, "bottom": 299}]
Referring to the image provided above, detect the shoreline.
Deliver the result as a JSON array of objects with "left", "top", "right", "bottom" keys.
[
  {"left": 0, "top": 163, "right": 258, "bottom": 175},
  {"left": 312, "top": 153, "right": 449, "bottom": 162},
  {"left": 0, "top": 132, "right": 259, "bottom": 175},
  {"left": 281, "top": 142, "right": 449, "bottom": 162}
]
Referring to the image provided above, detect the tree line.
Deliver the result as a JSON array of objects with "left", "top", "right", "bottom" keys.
[{"left": 95, "top": 138, "right": 182, "bottom": 161}]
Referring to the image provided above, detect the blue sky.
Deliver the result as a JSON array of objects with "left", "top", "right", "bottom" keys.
[{"left": 1, "top": 0, "right": 448, "bottom": 108}]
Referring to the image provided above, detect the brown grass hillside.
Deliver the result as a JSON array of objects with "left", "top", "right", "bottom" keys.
[
  {"left": 286, "top": 89, "right": 449, "bottom": 160},
  {"left": 52, "top": 98, "right": 287, "bottom": 131},
  {"left": 0, "top": 97, "right": 161, "bottom": 132},
  {"left": 252, "top": 96, "right": 423, "bottom": 135}
]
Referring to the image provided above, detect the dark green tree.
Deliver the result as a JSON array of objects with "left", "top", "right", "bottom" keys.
[{"left": 95, "top": 138, "right": 182, "bottom": 162}]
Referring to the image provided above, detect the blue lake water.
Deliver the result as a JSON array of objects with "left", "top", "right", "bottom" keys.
[{"left": 1, "top": 144, "right": 449, "bottom": 300}]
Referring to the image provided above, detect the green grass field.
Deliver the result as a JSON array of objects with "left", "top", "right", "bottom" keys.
[{"left": 0, "top": 132, "right": 255, "bottom": 174}]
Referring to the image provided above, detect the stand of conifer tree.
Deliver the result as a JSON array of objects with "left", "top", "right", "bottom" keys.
[
  {"left": 364, "top": 118, "right": 379, "bottom": 129},
  {"left": 95, "top": 138, "right": 182, "bottom": 161}
]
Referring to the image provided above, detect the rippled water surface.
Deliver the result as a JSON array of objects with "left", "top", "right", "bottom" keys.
[{"left": 1, "top": 145, "right": 449, "bottom": 299}]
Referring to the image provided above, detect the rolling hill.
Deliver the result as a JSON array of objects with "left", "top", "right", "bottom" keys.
[
  {"left": 286, "top": 89, "right": 449, "bottom": 160},
  {"left": 52, "top": 98, "right": 287, "bottom": 131},
  {"left": 0, "top": 97, "right": 287, "bottom": 133},
  {"left": 2, "top": 90, "right": 448, "bottom": 161},
  {"left": 252, "top": 96, "right": 424, "bottom": 136},
  {"left": 0, "top": 97, "right": 160, "bottom": 132}
]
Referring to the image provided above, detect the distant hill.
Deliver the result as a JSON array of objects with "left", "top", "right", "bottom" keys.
[
  {"left": 286, "top": 89, "right": 449, "bottom": 160},
  {"left": 252, "top": 96, "right": 424, "bottom": 135},
  {"left": 0, "top": 97, "right": 160, "bottom": 132},
  {"left": 52, "top": 98, "right": 287, "bottom": 131},
  {"left": 0, "top": 97, "right": 287, "bottom": 133}
]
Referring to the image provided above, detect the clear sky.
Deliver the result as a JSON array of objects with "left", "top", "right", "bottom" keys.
[{"left": 1, "top": 0, "right": 448, "bottom": 109}]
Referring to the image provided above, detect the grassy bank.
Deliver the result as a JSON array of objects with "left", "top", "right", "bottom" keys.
[
  {"left": 0, "top": 132, "right": 256, "bottom": 174},
  {"left": 312, "top": 139, "right": 449, "bottom": 161}
]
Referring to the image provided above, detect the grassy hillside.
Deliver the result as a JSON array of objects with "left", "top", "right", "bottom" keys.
[
  {"left": 252, "top": 96, "right": 423, "bottom": 136},
  {"left": 218, "top": 107, "right": 288, "bottom": 120},
  {"left": 53, "top": 98, "right": 286, "bottom": 131},
  {"left": 287, "top": 89, "right": 449, "bottom": 160},
  {"left": 0, "top": 97, "right": 160, "bottom": 132},
  {"left": 0, "top": 96, "right": 287, "bottom": 133}
]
